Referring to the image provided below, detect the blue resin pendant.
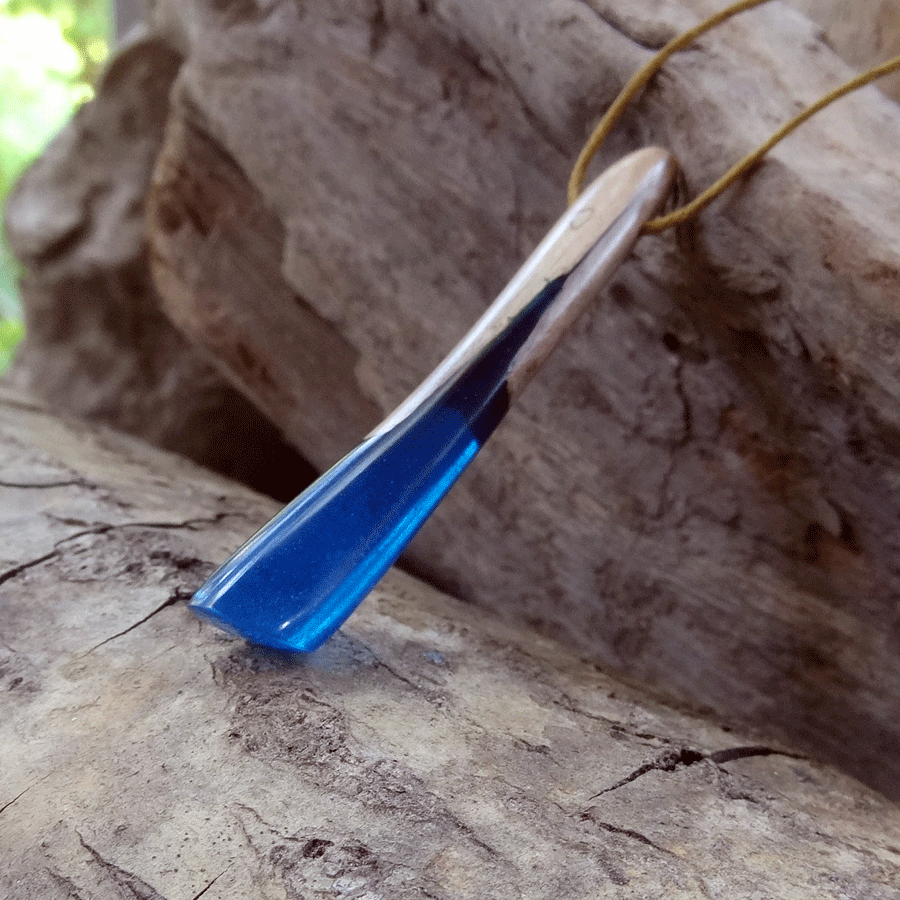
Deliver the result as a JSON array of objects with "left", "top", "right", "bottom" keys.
[{"left": 189, "top": 148, "right": 676, "bottom": 652}]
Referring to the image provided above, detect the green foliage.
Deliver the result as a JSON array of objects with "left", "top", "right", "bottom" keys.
[
  {"left": 0, "top": 318, "right": 25, "bottom": 372},
  {"left": 0, "top": 0, "right": 112, "bottom": 364}
]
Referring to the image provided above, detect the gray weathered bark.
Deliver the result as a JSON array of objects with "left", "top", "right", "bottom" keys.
[{"left": 1, "top": 388, "right": 899, "bottom": 898}]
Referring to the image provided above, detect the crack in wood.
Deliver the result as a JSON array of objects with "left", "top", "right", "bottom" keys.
[
  {"left": 189, "top": 867, "right": 228, "bottom": 900},
  {"left": 371, "top": 654, "right": 420, "bottom": 691},
  {"left": 709, "top": 744, "right": 804, "bottom": 765},
  {"left": 83, "top": 589, "right": 193, "bottom": 655},
  {"left": 579, "top": 812, "right": 674, "bottom": 855},
  {"left": 575, "top": 2, "right": 673, "bottom": 52},
  {"left": 588, "top": 744, "right": 802, "bottom": 800},
  {"left": 0, "top": 478, "right": 88, "bottom": 489},
  {"left": 54, "top": 514, "right": 234, "bottom": 541},
  {"left": 233, "top": 801, "right": 300, "bottom": 843},
  {"left": 0, "top": 551, "right": 60, "bottom": 588},
  {"left": 368, "top": 0, "right": 388, "bottom": 55},
  {"left": 0, "top": 787, "right": 29, "bottom": 817},
  {"left": 553, "top": 693, "right": 677, "bottom": 748},
  {"left": 77, "top": 832, "right": 169, "bottom": 900},
  {"left": 45, "top": 867, "right": 90, "bottom": 900},
  {"left": 0, "top": 515, "right": 229, "bottom": 590},
  {"left": 588, "top": 748, "right": 698, "bottom": 800},
  {"left": 654, "top": 356, "right": 695, "bottom": 520}
]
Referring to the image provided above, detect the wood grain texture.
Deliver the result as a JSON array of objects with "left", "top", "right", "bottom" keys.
[
  {"left": 140, "top": 0, "right": 900, "bottom": 796},
  {"left": 1, "top": 389, "right": 899, "bottom": 899},
  {"left": 793, "top": 0, "right": 900, "bottom": 101},
  {"left": 3, "top": 35, "right": 314, "bottom": 501}
]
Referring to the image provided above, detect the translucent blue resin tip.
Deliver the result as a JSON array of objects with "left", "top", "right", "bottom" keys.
[
  {"left": 189, "top": 277, "right": 562, "bottom": 652},
  {"left": 188, "top": 148, "right": 677, "bottom": 652}
]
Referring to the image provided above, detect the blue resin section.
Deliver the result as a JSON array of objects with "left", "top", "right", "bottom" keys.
[{"left": 189, "top": 275, "right": 566, "bottom": 651}]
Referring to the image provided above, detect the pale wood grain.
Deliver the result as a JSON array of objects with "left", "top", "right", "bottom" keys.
[{"left": 1, "top": 389, "right": 898, "bottom": 899}]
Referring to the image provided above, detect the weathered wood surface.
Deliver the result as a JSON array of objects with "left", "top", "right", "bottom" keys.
[
  {"left": 6, "top": 0, "right": 900, "bottom": 799},
  {"left": 793, "top": 0, "right": 900, "bottom": 101},
  {"left": 1, "top": 388, "right": 899, "bottom": 898},
  {"left": 2, "top": 35, "right": 313, "bottom": 501},
  {"left": 144, "top": 0, "right": 900, "bottom": 796}
]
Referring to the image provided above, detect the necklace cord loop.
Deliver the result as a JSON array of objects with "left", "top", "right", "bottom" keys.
[{"left": 567, "top": 0, "right": 900, "bottom": 232}]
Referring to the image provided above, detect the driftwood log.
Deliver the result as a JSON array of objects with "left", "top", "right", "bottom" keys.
[
  {"left": 1, "top": 387, "right": 899, "bottom": 898},
  {"left": 792, "top": 0, "right": 900, "bottom": 102},
  {"left": 6, "top": 0, "right": 900, "bottom": 802},
  {"left": 2, "top": 37, "right": 313, "bottom": 502}
]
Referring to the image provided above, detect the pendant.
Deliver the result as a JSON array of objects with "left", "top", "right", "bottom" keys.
[{"left": 189, "top": 148, "right": 676, "bottom": 652}]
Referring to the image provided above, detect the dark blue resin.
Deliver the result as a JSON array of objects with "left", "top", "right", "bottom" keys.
[{"left": 189, "top": 276, "right": 566, "bottom": 651}]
